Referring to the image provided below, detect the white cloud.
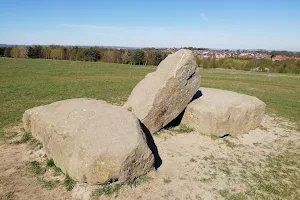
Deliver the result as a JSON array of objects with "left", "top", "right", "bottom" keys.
[{"left": 200, "top": 13, "right": 208, "bottom": 21}]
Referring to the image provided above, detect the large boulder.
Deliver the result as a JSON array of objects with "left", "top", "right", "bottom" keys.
[
  {"left": 23, "top": 98, "right": 154, "bottom": 185},
  {"left": 182, "top": 88, "right": 266, "bottom": 136},
  {"left": 124, "top": 49, "right": 200, "bottom": 134}
]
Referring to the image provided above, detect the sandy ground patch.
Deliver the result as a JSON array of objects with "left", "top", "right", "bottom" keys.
[{"left": 0, "top": 115, "right": 299, "bottom": 200}]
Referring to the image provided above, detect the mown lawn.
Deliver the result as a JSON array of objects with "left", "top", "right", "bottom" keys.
[{"left": 0, "top": 58, "right": 299, "bottom": 131}]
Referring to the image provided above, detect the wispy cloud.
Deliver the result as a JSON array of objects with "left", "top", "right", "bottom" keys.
[{"left": 200, "top": 13, "right": 208, "bottom": 21}]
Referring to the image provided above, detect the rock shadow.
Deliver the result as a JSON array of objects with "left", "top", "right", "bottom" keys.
[
  {"left": 140, "top": 122, "right": 163, "bottom": 169},
  {"left": 165, "top": 90, "right": 203, "bottom": 128}
]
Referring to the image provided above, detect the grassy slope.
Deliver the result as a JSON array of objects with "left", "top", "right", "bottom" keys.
[
  {"left": 0, "top": 58, "right": 299, "bottom": 131},
  {"left": 0, "top": 58, "right": 155, "bottom": 130}
]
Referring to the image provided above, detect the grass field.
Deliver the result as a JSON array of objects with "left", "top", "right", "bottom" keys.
[{"left": 0, "top": 57, "right": 299, "bottom": 132}]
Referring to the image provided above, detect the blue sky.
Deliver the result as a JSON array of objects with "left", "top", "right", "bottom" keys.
[{"left": 1, "top": 0, "right": 300, "bottom": 51}]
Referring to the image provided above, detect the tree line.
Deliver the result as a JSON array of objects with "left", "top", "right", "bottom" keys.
[
  {"left": 0, "top": 45, "right": 168, "bottom": 66},
  {"left": 1, "top": 45, "right": 299, "bottom": 74},
  {"left": 195, "top": 57, "right": 300, "bottom": 74},
  {"left": 256, "top": 50, "right": 300, "bottom": 58}
]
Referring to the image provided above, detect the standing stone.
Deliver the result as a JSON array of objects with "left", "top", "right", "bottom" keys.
[
  {"left": 23, "top": 98, "right": 154, "bottom": 185},
  {"left": 124, "top": 49, "right": 200, "bottom": 134},
  {"left": 182, "top": 88, "right": 266, "bottom": 136}
]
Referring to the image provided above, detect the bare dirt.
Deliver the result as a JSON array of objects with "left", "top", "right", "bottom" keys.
[{"left": 1, "top": 115, "right": 299, "bottom": 200}]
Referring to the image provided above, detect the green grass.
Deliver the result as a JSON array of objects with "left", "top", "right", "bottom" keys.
[
  {"left": 167, "top": 124, "right": 194, "bottom": 133},
  {"left": 92, "top": 175, "right": 153, "bottom": 197},
  {"left": 92, "top": 184, "right": 122, "bottom": 197},
  {"left": 218, "top": 190, "right": 247, "bottom": 200},
  {"left": 64, "top": 175, "right": 76, "bottom": 191},
  {"left": 46, "top": 158, "right": 62, "bottom": 176},
  {"left": 234, "top": 147, "right": 300, "bottom": 199},
  {"left": 38, "top": 178, "right": 59, "bottom": 190},
  {"left": 1, "top": 58, "right": 299, "bottom": 198},
  {"left": 30, "top": 161, "right": 45, "bottom": 175},
  {"left": 0, "top": 58, "right": 155, "bottom": 131},
  {"left": 53, "top": 166, "right": 62, "bottom": 176},
  {"left": 0, "top": 58, "right": 299, "bottom": 132},
  {"left": 46, "top": 158, "right": 55, "bottom": 168},
  {"left": 126, "top": 175, "right": 153, "bottom": 188},
  {"left": 30, "top": 159, "right": 67, "bottom": 190}
]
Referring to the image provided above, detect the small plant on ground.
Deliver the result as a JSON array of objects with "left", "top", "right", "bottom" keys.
[
  {"left": 29, "top": 137, "right": 43, "bottom": 149},
  {"left": 219, "top": 167, "right": 232, "bottom": 176},
  {"left": 14, "top": 132, "right": 32, "bottom": 144},
  {"left": 92, "top": 175, "right": 152, "bottom": 196},
  {"left": 46, "top": 158, "right": 62, "bottom": 176},
  {"left": 222, "top": 139, "right": 237, "bottom": 148},
  {"left": 198, "top": 177, "right": 211, "bottom": 183},
  {"left": 38, "top": 178, "right": 59, "bottom": 190},
  {"left": 64, "top": 175, "right": 76, "bottom": 191},
  {"left": 46, "top": 158, "right": 55, "bottom": 167},
  {"left": 30, "top": 161, "right": 45, "bottom": 175},
  {"left": 218, "top": 190, "right": 247, "bottom": 200},
  {"left": 167, "top": 124, "right": 194, "bottom": 133},
  {"left": 92, "top": 184, "right": 122, "bottom": 196},
  {"left": 53, "top": 166, "right": 62, "bottom": 176},
  {"left": 127, "top": 175, "right": 153, "bottom": 188}
]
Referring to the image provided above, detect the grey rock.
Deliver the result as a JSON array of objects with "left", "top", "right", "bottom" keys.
[
  {"left": 124, "top": 49, "right": 200, "bottom": 134},
  {"left": 23, "top": 98, "right": 154, "bottom": 184},
  {"left": 182, "top": 88, "right": 266, "bottom": 136}
]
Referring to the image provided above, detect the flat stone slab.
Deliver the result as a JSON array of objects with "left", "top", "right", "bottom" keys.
[
  {"left": 124, "top": 49, "right": 200, "bottom": 134},
  {"left": 23, "top": 98, "right": 154, "bottom": 185},
  {"left": 182, "top": 88, "right": 266, "bottom": 136}
]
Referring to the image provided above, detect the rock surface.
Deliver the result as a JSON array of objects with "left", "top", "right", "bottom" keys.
[
  {"left": 182, "top": 88, "right": 266, "bottom": 136},
  {"left": 23, "top": 98, "right": 154, "bottom": 185},
  {"left": 124, "top": 49, "right": 200, "bottom": 134}
]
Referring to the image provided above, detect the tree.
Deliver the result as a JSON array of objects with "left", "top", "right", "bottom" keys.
[
  {"left": 18, "top": 46, "right": 28, "bottom": 58},
  {"left": 101, "top": 49, "right": 120, "bottom": 63},
  {"left": 50, "top": 47, "right": 63, "bottom": 60},
  {"left": 0, "top": 47, "right": 6, "bottom": 57},
  {"left": 130, "top": 50, "right": 145, "bottom": 65},
  {"left": 151, "top": 51, "right": 163, "bottom": 66},
  {"left": 10, "top": 46, "right": 28, "bottom": 58},
  {"left": 10, "top": 47, "right": 20, "bottom": 58},
  {"left": 4, "top": 47, "right": 12, "bottom": 57},
  {"left": 41, "top": 46, "right": 51, "bottom": 59},
  {"left": 27, "top": 45, "right": 42, "bottom": 58},
  {"left": 80, "top": 47, "right": 101, "bottom": 62},
  {"left": 144, "top": 49, "right": 153, "bottom": 65},
  {"left": 121, "top": 50, "right": 130, "bottom": 64}
]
